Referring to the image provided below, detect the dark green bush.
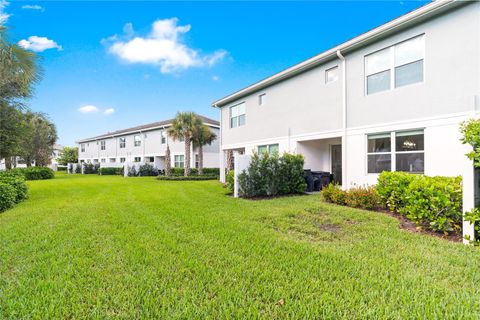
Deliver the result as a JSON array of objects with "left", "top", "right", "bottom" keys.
[
  {"left": 400, "top": 175, "right": 462, "bottom": 233},
  {"left": 238, "top": 153, "right": 306, "bottom": 198},
  {"left": 0, "top": 182, "right": 17, "bottom": 212},
  {"left": 0, "top": 175, "right": 28, "bottom": 203},
  {"left": 202, "top": 168, "right": 220, "bottom": 175},
  {"left": 345, "top": 186, "right": 380, "bottom": 210},
  {"left": 464, "top": 208, "right": 480, "bottom": 244},
  {"left": 75, "top": 164, "right": 81, "bottom": 174},
  {"left": 377, "top": 172, "right": 415, "bottom": 211},
  {"left": 157, "top": 175, "right": 218, "bottom": 181},
  {"left": 321, "top": 184, "right": 347, "bottom": 205},
  {"left": 57, "top": 166, "right": 67, "bottom": 172},
  {"left": 98, "top": 167, "right": 124, "bottom": 176},
  {"left": 9, "top": 167, "right": 54, "bottom": 180},
  {"left": 82, "top": 163, "right": 99, "bottom": 174},
  {"left": 168, "top": 167, "right": 219, "bottom": 176},
  {"left": 138, "top": 163, "right": 158, "bottom": 176},
  {"left": 226, "top": 170, "right": 234, "bottom": 193}
]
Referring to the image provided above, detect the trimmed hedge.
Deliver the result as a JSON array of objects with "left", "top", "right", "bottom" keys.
[
  {"left": 226, "top": 170, "right": 234, "bottom": 193},
  {"left": 238, "top": 153, "right": 306, "bottom": 198},
  {"left": 98, "top": 167, "right": 124, "bottom": 176},
  {"left": 157, "top": 175, "right": 218, "bottom": 181},
  {"left": 0, "top": 175, "right": 28, "bottom": 203},
  {"left": 321, "top": 184, "right": 379, "bottom": 210},
  {"left": 0, "top": 182, "right": 16, "bottom": 212},
  {"left": 83, "top": 163, "right": 100, "bottom": 174},
  {"left": 9, "top": 167, "right": 54, "bottom": 180},
  {"left": 169, "top": 167, "right": 220, "bottom": 176},
  {"left": 377, "top": 172, "right": 415, "bottom": 211}
]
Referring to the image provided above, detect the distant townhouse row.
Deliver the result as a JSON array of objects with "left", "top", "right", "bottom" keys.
[
  {"left": 76, "top": 115, "right": 220, "bottom": 169},
  {"left": 214, "top": 1, "right": 479, "bottom": 188}
]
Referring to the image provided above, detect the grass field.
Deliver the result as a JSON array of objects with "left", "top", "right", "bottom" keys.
[{"left": 1, "top": 173, "right": 480, "bottom": 318}]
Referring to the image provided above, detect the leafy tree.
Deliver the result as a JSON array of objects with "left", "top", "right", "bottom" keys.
[
  {"left": 192, "top": 124, "right": 217, "bottom": 175},
  {"left": 57, "top": 147, "right": 78, "bottom": 165},
  {"left": 0, "top": 26, "right": 41, "bottom": 105},
  {"left": 0, "top": 103, "right": 25, "bottom": 169},
  {"left": 167, "top": 112, "right": 202, "bottom": 176},
  {"left": 18, "top": 112, "right": 57, "bottom": 167}
]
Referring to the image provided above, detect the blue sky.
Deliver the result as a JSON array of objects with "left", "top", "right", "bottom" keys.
[{"left": 4, "top": 0, "right": 428, "bottom": 146}]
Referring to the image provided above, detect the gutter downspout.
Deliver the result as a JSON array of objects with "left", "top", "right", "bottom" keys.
[
  {"left": 215, "top": 103, "right": 226, "bottom": 183},
  {"left": 337, "top": 49, "right": 347, "bottom": 190}
]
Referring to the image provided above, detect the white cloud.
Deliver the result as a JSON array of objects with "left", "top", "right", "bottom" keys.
[
  {"left": 212, "top": 75, "right": 219, "bottom": 81},
  {"left": 104, "top": 108, "right": 115, "bottom": 115},
  {"left": 21, "top": 4, "right": 44, "bottom": 11},
  {"left": 104, "top": 18, "right": 228, "bottom": 74},
  {"left": 18, "top": 36, "right": 62, "bottom": 52},
  {"left": 0, "top": 0, "right": 10, "bottom": 24},
  {"left": 78, "top": 105, "right": 99, "bottom": 114}
]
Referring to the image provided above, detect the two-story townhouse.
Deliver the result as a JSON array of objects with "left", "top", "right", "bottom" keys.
[
  {"left": 76, "top": 115, "right": 220, "bottom": 169},
  {"left": 214, "top": 1, "right": 479, "bottom": 192}
]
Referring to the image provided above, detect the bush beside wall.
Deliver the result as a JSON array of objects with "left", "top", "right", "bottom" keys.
[
  {"left": 238, "top": 153, "right": 306, "bottom": 198},
  {"left": 98, "top": 167, "right": 124, "bottom": 176},
  {"left": 167, "top": 168, "right": 220, "bottom": 176},
  {"left": 157, "top": 175, "right": 218, "bottom": 181},
  {"left": 377, "top": 172, "right": 415, "bottom": 212},
  {"left": 226, "top": 170, "right": 234, "bottom": 193}
]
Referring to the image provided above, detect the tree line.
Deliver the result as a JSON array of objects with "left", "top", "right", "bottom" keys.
[{"left": 0, "top": 27, "right": 57, "bottom": 169}]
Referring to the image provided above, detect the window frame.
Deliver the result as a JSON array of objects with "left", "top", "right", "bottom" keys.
[
  {"left": 366, "top": 133, "right": 392, "bottom": 174},
  {"left": 230, "top": 102, "right": 246, "bottom": 128},
  {"left": 134, "top": 135, "right": 141, "bottom": 147},
  {"left": 100, "top": 140, "right": 106, "bottom": 151},
  {"left": 119, "top": 137, "right": 126, "bottom": 149},
  {"left": 80, "top": 144, "right": 85, "bottom": 152},
  {"left": 161, "top": 130, "right": 167, "bottom": 144},
  {"left": 133, "top": 156, "right": 141, "bottom": 163},
  {"left": 257, "top": 144, "right": 279, "bottom": 155},
  {"left": 325, "top": 65, "right": 339, "bottom": 84},
  {"left": 174, "top": 155, "right": 185, "bottom": 168},
  {"left": 120, "top": 157, "right": 126, "bottom": 163},
  {"left": 365, "top": 34, "right": 425, "bottom": 96}
]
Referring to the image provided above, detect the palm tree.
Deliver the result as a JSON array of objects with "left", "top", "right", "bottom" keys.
[
  {"left": 193, "top": 124, "right": 217, "bottom": 175},
  {"left": 167, "top": 112, "right": 202, "bottom": 176},
  {"left": 165, "top": 144, "right": 171, "bottom": 176},
  {"left": 0, "top": 26, "right": 41, "bottom": 105}
]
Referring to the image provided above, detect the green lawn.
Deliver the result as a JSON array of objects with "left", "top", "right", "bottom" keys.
[{"left": 1, "top": 173, "right": 479, "bottom": 318}]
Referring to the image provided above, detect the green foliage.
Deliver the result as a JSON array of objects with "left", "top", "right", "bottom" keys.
[
  {"left": 400, "top": 175, "right": 462, "bottom": 233},
  {"left": 321, "top": 184, "right": 347, "bottom": 205},
  {"left": 98, "top": 167, "right": 124, "bottom": 176},
  {"left": 168, "top": 167, "right": 220, "bottom": 176},
  {"left": 345, "top": 186, "right": 380, "bottom": 210},
  {"left": 75, "top": 164, "right": 81, "bottom": 174},
  {"left": 127, "top": 165, "right": 137, "bottom": 177},
  {"left": 57, "top": 166, "right": 67, "bottom": 172},
  {"left": 0, "top": 174, "right": 28, "bottom": 203},
  {"left": 0, "top": 181, "right": 17, "bottom": 212},
  {"left": 464, "top": 208, "right": 480, "bottom": 244},
  {"left": 460, "top": 119, "right": 480, "bottom": 167},
  {"left": 238, "top": 152, "right": 306, "bottom": 198},
  {"left": 377, "top": 171, "right": 416, "bottom": 211},
  {"left": 57, "top": 147, "right": 78, "bottom": 165},
  {"left": 9, "top": 167, "right": 54, "bottom": 180},
  {"left": 82, "top": 163, "right": 99, "bottom": 174},
  {"left": 226, "top": 170, "right": 235, "bottom": 193},
  {"left": 157, "top": 175, "right": 218, "bottom": 181},
  {"left": 138, "top": 163, "right": 159, "bottom": 176}
]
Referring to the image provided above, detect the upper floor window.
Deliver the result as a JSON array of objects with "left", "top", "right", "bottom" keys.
[
  {"left": 174, "top": 155, "right": 184, "bottom": 168},
  {"left": 259, "top": 93, "right": 266, "bottom": 106},
  {"left": 365, "top": 35, "right": 424, "bottom": 95},
  {"left": 134, "top": 135, "right": 141, "bottom": 147},
  {"left": 161, "top": 131, "right": 167, "bottom": 144},
  {"left": 100, "top": 140, "right": 106, "bottom": 150},
  {"left": 325, "top": 66, "right": 339, "bottom": 83},
  {"left": 80, "top": 144, "right": 85, "bottom": 152},
  {"left": 258, "top": 144, "right": 279, "bottom": 155},
  {"left": 119, "top": 137, "right": 126, "bottom": 148},
  {"left": 230, "top": 102, "right": 246, "bottom": 128}
]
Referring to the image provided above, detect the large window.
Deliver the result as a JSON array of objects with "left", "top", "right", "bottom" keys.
[
  {"left": 174, "top": 155, "right": 184, "bottom": 168},
  {"left": 367, "top": 130, "right": 424, "bottom": 174},
  {"left": 81, "top": 144, "right": 85, "bottom": 152},
  {"left": 367, "top": 134, "right": 392, "bottom": 174},
  {"left": 100, "top": 140, "right": 106, "bottom": 150},
  {"left": 258, "top": 144, "right": 279, "bottom": 155},
  {"left": 161, "top": 130, "right": 167, "bottom": 144},
  {"left": 395, "top": 130, "right": 424, "bottom": 173},
  {"left": 230, "top": 102, "right": 246, "bottom": 128},
  {"left": 134, "top": 135, "right": 141, "bottom": 147},
  {"left": 325, "top": 66, "right": 339, "bottom": 83},
  {"left": 119, "top": 137, "right": 126, "bottom": 148},
  {"left": 365, "top": 35, "right": 424, "bottom": 95}
]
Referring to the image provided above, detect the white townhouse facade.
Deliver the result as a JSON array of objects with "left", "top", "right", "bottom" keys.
[
  {"left": 214, "top": 1, "right": 480, "bottom": 189},
  {"left": 76, "top": 115, "right": 220, "bottom": 169}
]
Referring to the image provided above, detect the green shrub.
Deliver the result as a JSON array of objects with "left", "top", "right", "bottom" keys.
[
  {"left": 168, "top": 167, "right": 219, "bottom": 176},
  {"left": 75, "top": 164, "right": 81, "bottom": 174},
  {"left": 377, "top": 172, "right": 415, "bottom": 211},
  {"left": 464, "top": 208, "right": 480, "bottom": 244},
  {"left": 157, "top": 175, "right": 218, "bottom": 181},
  {"left": 98, "top": 167, "right": 124, "bottom": 176},
  {"left": 321, "top": 184, "right": 347, "bottom": 205},
  {"left": 0, "top": 182, "right": 17, "bottom": 212},
  {"left": 127, "top": 166, "right": 138, "bottom": 177},
  {"left": 138, "top": 163, "right": 158, "bottom": 176},
  {"left": 345, "top": 186, "right": 380, "bottom": 210},
  {"left": 226, "top": 170, "right": 235, "bottom": 193},
  {"left": 400, "top": 175, "right": 462, "bottom": 233},
  {"left": 238, "top": 152, "right": 306, "bottom": 198},
  {"left": 0, "top": 175, "right": 28, "bottom": 203},
  {"left": 9, "top": 167, "right": 54, "bottom": 180},
  {"left": 202, "top": 168, "right": 220, "bottom": 175},
  {"left": 57, "top": 166, "right": 67, "bottom": 172},
  {"left": 82, "top": 163, "right": 99, "bottom": 174}
]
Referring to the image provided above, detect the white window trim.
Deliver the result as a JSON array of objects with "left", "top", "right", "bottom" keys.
[
  {"left": 325, "top": 65, "right": 339, "bottom": 84},
  {"left": 366, "top": 132, "right": 393, "bottom": 175},
  {"left": 173, "top": 154, "right": 185, "bottom": 168},
  {"left": 229, "top": 102, "right": 246, "bottom": 129},
  {"left": 364, "top": 34, "right": 425, "bottom": 96},
  {"left": 134, "top": 135, "right": 141, "bottom": 147}
]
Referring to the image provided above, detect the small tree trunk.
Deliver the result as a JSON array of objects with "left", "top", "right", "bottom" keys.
[
  {"left": 5, "top": 157, "right": 12, "bottom": 170},
  {"left": 226, "top": 150, "right": 233, "bottom": 171},
  {"left": 165, "top": 145, "right": 171, "bottom": 176},
  {"left": 198, "top": 145, "right": 204, "bottom": 175},
  {"left": 184, "top": 134, "right": 191, "bottom": 177},
  {"left": 26, "top": 157, "right": 32, "bottom": 167}
]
